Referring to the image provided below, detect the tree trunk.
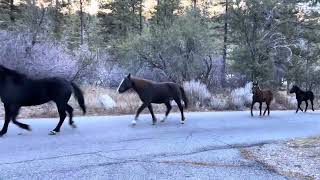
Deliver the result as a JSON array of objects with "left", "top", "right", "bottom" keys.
[
  {"left": 80, "top": 0, "right": 84, "bottom": 45},
  {"left": 139, "top": 0, "right": 143, "bottom": 34},
  {"left": 9, "top": 0, "right": 14, "bottom": 22},
  {"left": 156, "top": 0, "right": 159, "bottom": 25},
  {"left": 221, "top": 0, "right": 228, "bottom": 87},
  {"left": 192, "top": 0, "right": 197, "bottom": 9}
]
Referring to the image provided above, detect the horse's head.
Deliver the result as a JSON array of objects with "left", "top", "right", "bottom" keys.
[
  {"left": 251, "top": 81, "right": 260, "bottom": 94},
  {"left": 290, "top": 85, "right": 298, "bottom": 94},
  {"left": 117, "top": 74, "right": 134, "bottom": 93}
]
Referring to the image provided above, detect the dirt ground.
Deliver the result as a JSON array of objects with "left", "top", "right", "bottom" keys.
[{"left": 242, "top": 137, "right": 320, "bottom": 180}]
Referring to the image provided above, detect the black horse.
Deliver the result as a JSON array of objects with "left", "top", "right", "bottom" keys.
[
  {"left": 117, "top": 74, "right": 188, "bottom": 125},
  {"left": 290, "top": 85, "right": 314, "bottom": 113},
  {"left": 0, "top": 65, "right": 86, "bottom": 136}
]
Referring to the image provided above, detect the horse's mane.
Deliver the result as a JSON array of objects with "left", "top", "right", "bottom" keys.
[
  {"left": 294, "top": 85, "right": 303, "bottom": 92},
  {"left": 132, "top": 77, "right": 155, "bottom": 84},
  {"left": 0, "top": 65, "right": 27, "bottom": 79}
]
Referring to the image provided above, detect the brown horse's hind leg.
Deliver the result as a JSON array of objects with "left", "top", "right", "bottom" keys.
[
  {"left": 311, "top": 100, "right": 315, "bottom": 111},
  {"left": 259, "top": 102, "right": 262, "bottom": 116},
  {"left": 161, "top": 102, "right": 172, "bottom": 123},
  {"left": 148, "top": 104, "right": 157, "bottom": 125},
  {"left": 267, "top": 103, "right": 271, "bottom": 115},
  {"left": 263, "top": 103, "right": 268, "bottom": 116},
  {"left": 66, "top": 104, "right": 76, "bottom": 128}
]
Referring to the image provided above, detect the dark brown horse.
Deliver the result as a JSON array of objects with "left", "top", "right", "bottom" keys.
[
  {"left": 251, "top": 82, "right": 273, "bottom": 116},
  {"left": 0, "top": 65, "right": 86, "bottom": 136},
  {"left": 117, "top": 74, "right": 188, "bottom": 125},
  {"left": 290, "top": 85, "right": 314, "bottom": 113}
]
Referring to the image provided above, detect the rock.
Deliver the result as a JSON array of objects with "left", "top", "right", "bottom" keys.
[{"left": 99, "top": 94, "right": 116, "bottom": 109}]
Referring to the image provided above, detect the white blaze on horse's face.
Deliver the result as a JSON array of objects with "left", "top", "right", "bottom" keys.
[{"left": 117, "top": 78, "right": 125, "bottom": 93}]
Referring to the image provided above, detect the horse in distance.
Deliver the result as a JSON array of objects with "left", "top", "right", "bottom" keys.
[
  {"left": 0, "top": 65, "right": 86, "bottom": 136},
  {"left": 117, "top": 74, "right": 188, "bottom": 125},
  {"left": 290, "top": 85, "right": 314, "bottom": 113},
  {"left": 251, "top": 82, "right": 273, "bottom": 116}
]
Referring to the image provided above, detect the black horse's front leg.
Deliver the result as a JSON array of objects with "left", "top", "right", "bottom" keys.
[
  {"left": 296, "top": 101, "right": 302, "bottom": 113},
  {"left": 304, "top": 101, "right": 308, "bottom": 112},
  {"left": 0, "top": 111, "right": 11, "bottom": 136}
]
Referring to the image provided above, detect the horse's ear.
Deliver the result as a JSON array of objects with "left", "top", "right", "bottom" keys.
[
  {"left": 127, "top": 73, "right": 131, "bottom": 79},
  {"left": 252, "top": 81, "right": 257, "bottom": 86}
]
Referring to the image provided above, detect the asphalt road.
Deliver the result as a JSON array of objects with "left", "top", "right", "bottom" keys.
[{"left": 1, "top": 111, "right": 320, "bottom": 180}]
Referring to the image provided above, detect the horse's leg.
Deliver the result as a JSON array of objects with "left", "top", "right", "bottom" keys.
[
  {"left": 299, "top": 101, "right": 304, "bottom": 112},
  {"left": 50, "top": 103, "right": 67, "bottom": 135},
  {"left": 305, "top": 100, "right": 308, "bottom": 112},
  {"left": 66, "top": 104, "right": 76, "bottom": 128},
  {"left": 161, "top": 102, "right": 172, "bottom": 123},
  {"left": 147, "top": 104, "right": 157, "bottom": 125},
  {"left": 263, "top": 103, "right": 268, "bottom": 116},
  {"left": 11, "top": 106, "right": 31, "bottom": 131},
  {"left": 251, "top": 101, "right": 255, "bottom": 116},
  {"left": 174, "top": 98, "right": 185, "bottom": 124},
  {"left": 296, "top": 100, "right": 302, "bottom": 113},
  {"left": 0, "top": 105, "right": 12, "bottom": 136},
  {"left": 133, "top": 103, "right": 149, "bottom": 125},
  {"left": 311, "top": 99, "right": 315, "bottom": 111},
  {"left": 267, "top": 103, "right": 271, "bottom": 116},
  {"left": 259, "top": 102, "right": 262, "bottom": 116}
]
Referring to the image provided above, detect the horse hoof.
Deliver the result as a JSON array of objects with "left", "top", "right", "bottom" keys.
[
  {"left": 49, "top": 131, "right": 57, "bottom": 135},
  {"left": 71, "top": 124, "right": 77, "bottom": 128},
  {"left": 131, "top": 120, "right": 137, "bottom": 126},
  {"left": 161, "top": 116, "right": 167, "bottom": 123},
  {"left": 152, "top": 122, "right": 156, "bottom": 125},
  {"left": 27, "top": 126, "right": 32, "bottom": 131},
  {"left": 180, "top": 121, "right": 185, "bottom": 124}
]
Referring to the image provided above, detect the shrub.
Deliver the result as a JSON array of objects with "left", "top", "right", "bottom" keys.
[
  {"left": 210, "top": 94, "right": 230, "bottom": 110},
  {"left": 230, "top": 82, "right": 253, "bottom": 109},
  {"left": 183, "top": 80, "right": 211, "bottom": 107},
  {"left": 0, "top": 31, "right": 77, "bottom": 79}
]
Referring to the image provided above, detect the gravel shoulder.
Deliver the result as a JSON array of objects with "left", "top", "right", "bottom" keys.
[{"left": 242, "top": 137, "right": 320, "bottom": 180}]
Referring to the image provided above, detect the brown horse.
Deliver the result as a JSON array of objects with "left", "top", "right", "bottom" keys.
[
  {"left": 251, "top": 82, "right": 273, "bottom": 116},
  {"left": 117, "top": 74, "right": 188, "bottom": 125}
]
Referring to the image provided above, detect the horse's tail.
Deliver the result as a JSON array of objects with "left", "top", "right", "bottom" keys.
[
  {"left": 71, "top": 82, "right": 86, "bottom": 114},
  {"left": 180, "top": 86, "right": 188, "bottom": 109}
]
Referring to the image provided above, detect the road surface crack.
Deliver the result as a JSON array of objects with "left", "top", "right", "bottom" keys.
[{"left": 0, "top": 148, "right": 137, "bottom": 166}]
